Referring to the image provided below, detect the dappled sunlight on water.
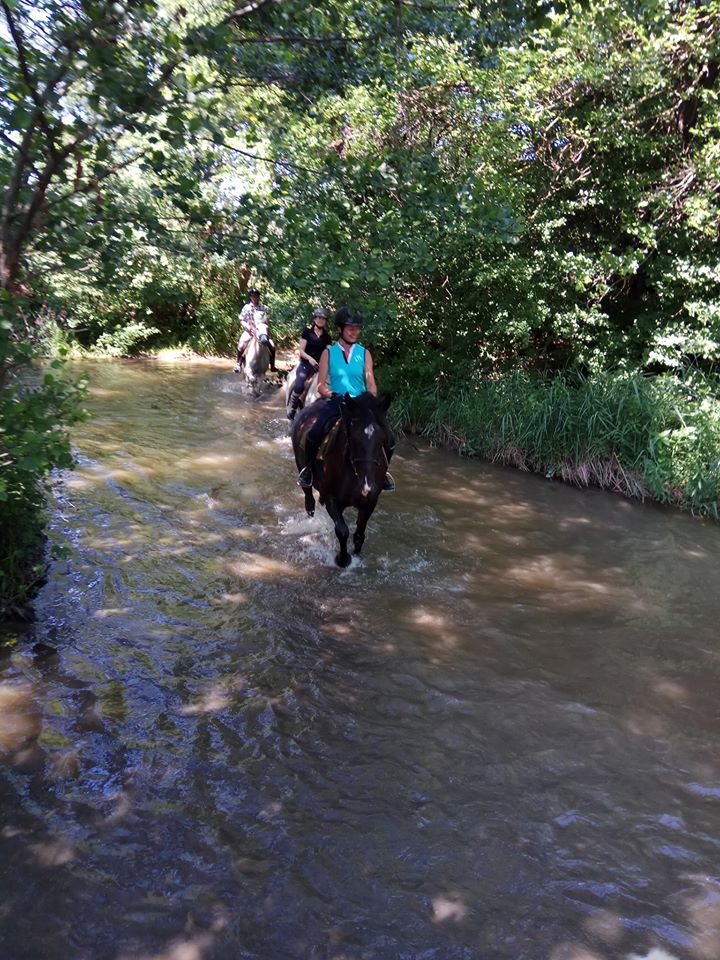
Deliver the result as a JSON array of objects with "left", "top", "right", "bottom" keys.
[
  {"left": 3, "top": 360, "right": 720, "bottom": 960},
  {"left": 0, "top": 680, "right": 41, "bottom": 756}
]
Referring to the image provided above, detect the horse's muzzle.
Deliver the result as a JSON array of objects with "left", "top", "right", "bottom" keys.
[
  {"left": 259, "top": 334, "right": 270, "bottom": 346},
  {"left": 359, "top": 477, "right": 376, "bottom": 499}
]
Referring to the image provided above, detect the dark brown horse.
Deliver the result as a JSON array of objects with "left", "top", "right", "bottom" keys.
[{"left": 292, "top": 392, "right": 391, "bottom": 567}]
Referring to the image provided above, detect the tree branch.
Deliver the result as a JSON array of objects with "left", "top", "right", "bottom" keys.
[
  {"left": 222, "top": 0, "right": 279, "bottom": 26},
  {"left": 1, "top": 0, "right": 61, "bottom": 160},
  {"left": 232, "top": 34, "right": 354, "bottom": 45},
  {"left": 43, "top": 148, "right": 148, "bottom": 211},
  {"left": 215, "top": 141, "right": 325, "bottom": 176}
]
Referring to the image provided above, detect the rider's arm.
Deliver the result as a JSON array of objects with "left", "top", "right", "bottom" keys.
[
  {"left": 317, "top": 348, "right": 333, "bottom": 397},
  {"left": 364, "top": 349, "right": 378, "bottom": 396},
  {"left": 298, "top": 337, "right": 316, "bottom": 366},
  {"left": 239, "top": 304, "right": 254, "bottom": 332}
]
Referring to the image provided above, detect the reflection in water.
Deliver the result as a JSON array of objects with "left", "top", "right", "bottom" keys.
[{"left": 2, "top": 359, "right": 720, "bottom": 960}]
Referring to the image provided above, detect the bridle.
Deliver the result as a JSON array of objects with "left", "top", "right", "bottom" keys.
[
  {"left": 350, "top": 454, "right": 381, "bottom": 476},
  {"left": 344, "top": 412, "right": 385, "bottom": 479}
]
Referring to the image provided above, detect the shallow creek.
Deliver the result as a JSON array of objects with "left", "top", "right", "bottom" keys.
[{"left": 2, "top": 359, "right": 720, "bottom": 960}]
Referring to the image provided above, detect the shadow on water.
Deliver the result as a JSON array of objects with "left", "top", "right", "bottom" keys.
[{"left": 2, "top": 359, "right": 720, "bottom": 959}]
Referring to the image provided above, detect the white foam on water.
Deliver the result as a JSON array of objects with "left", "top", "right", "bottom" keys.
[
  {"left": 627, "top": 950, "right": 680, "bottom": 960},
  {"left": 217, "top": 377, "right": 243, "bottom": 394},
  {"left": 279, "top": 512, "right": 329, "bottom": 537},
  {"left": 339, "top": 553, "right": 363, "bottom": 574},
  {"left": 297, "top": 533, "right": 339, "bottom": 567},
  {"left": 377, "top": 550, "right": 433, "bottom": 576}
]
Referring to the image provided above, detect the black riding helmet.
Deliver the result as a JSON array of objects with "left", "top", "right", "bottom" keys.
[
  {"left": 334, "top": 306, "right": 363, "bottom": 330},
  {"left": 248, "top": 287, "right": 260, "bottom": 297}
]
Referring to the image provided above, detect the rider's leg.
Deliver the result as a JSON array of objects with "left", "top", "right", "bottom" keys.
[
  {"left": 382, "top": 451, "right": 396, "bottom": 492},
  {"left": 288, "top": 363, "right": 311, "bottom": 420},
  {"left": 234, "top": 332, "right": 251, "bottom": 373},
  {"left": 297, "top": 397, "right": 339, "bottom": 486},
  {"left": 268, "top": 338, "right": 277, "bottom": 372},
  {"left": 377, "top": 413, "right": 396, "bottom": 492}
]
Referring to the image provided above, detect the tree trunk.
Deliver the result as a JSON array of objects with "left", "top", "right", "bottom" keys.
[{"left": 0, "top": 237, "right": 22, "bottom": 293}]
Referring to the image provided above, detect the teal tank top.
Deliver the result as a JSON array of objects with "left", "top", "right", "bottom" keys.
[{"left": 328, "top": 342, "right": 366, "bottom": 397}]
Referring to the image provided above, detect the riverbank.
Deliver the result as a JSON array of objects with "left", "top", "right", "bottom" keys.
[{"left": 389, "top": 370, "right": 720, "bottom": 521}]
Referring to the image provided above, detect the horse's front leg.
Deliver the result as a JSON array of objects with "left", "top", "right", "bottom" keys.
[
  {"left": 353, "top": 503, "right": 375, "bottom": 556},
  {"left": 324, "top": 498, "right": 350, "bottom": 567}
]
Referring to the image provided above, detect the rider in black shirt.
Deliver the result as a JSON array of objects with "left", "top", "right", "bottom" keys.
[{"left": 286, "top": 307, "right": 332, "bottom": 420}]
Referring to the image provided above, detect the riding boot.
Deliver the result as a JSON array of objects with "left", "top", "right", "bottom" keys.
[
  {"left": 297, "top": 436, "right": 320, "bottom": 487},
  {"left": 233, "top": 348, "right": 244, "bottom": 374},
  {"left": 269, "top": 344, "right": 277, "bottom": 372},
  {"left": 287, "top": 392, "right": 301, "bottom": 421}
]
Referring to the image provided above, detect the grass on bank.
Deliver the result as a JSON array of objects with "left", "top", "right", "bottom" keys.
[{"left": 390, "top": 371, "right": 720, "bottom": 520}]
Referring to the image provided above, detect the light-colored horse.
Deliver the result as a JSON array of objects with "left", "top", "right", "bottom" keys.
[
  {"left": 236, "top": 316, "right": 271, "bottom": 396},
  {"left": 284, "top": 362, "right": 320, "bottom": 414}
]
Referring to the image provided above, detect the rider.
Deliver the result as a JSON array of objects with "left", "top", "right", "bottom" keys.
[
  {"left": 296, "top": 307, "right": 395, "bottom": 492},
  {"left": 234, "top": 287, "right": 277, "bottom": 373},
  {"left": 287, "top": 307, "right": 332, "bottom": 421}
]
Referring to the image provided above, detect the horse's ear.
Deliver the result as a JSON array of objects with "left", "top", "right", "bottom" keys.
[{"left": 377, "top": 391, "right": 392, "bottom": 412}]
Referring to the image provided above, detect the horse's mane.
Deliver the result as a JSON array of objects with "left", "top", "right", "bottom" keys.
[{"left": 345, "top": 391, "right": 391, "bottom": 418}]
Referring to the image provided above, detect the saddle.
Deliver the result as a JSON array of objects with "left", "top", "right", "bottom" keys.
[
  {"left": 318, "top": 418, "right": 344, "bottom": 461},
  {"left": 297, "top": 416, "right": 344, "bottom": 461}
]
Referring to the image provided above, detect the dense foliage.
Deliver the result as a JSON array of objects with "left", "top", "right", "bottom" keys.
[
  {"left": 0, "top": 296, "right": 86, "bottom": 615},
  {"left": 1, "top": 0, "right": 720, "bottom": 611}
]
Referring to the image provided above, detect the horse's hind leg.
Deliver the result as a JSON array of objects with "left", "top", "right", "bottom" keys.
[{"left": 325, "top": 499, "right": 350, "bottom": 567}]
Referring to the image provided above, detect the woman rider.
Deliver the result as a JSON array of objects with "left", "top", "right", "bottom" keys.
[
  {"left": 287, "top": 307, "right": 332, "bottom": 420},
  {"left": 296, "top": 307, "right": 395, "bottom": 492}
]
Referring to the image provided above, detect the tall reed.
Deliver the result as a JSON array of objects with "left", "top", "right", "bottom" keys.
[{"left": 390, "top": 372, "right": 720, "bottom": 519}]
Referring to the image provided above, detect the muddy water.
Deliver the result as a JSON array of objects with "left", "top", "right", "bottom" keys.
[{"left": 2, "top": 360, "right": 720, "bottom": 960}]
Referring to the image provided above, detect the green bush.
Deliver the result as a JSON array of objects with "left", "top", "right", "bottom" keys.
[{"left": 0, "top": 298, "right": 87, "bottom": 617}]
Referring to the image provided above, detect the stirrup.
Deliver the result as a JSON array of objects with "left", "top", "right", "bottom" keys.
[
  {"left": 297, "top": 465, "right": 313, "bottom": 488},
  {"left": 382, "top": 471, "right": 395, "bottom": 492},
  {"left": 233, "top": 363, "right": 241, "bottom": 373}
]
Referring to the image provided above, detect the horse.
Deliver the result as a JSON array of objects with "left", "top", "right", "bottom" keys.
[
  {"left": 292, "top": 392, "right": 391, "bottom": 567},
  {"left": 236, "top": 316, "right": 271, "bottom": 396},
  {"left": 283, "top": 362, "right": 319, "bottom": 414}
]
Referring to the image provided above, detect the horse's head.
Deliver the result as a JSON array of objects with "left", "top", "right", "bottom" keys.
[{"left": 343, "top": 392, "right": 391, "bottom": 501}]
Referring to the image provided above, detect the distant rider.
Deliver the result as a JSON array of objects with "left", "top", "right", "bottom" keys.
[
  {"left": 234, "top": 287, "right": 277, "bottom": 373},
  {"left": 296, "top": 307, "right": 395, "bottom": 492},
  {"left": 287, "top": 307, "right": 332, "bottom": 421}
]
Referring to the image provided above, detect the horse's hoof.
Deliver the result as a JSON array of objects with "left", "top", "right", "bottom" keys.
[
  {"left": 306, "top": 509, "right": 315, "bottom": 518},
  {"left": 336, "top": 554, "right": 352, "bottom": 568}
]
